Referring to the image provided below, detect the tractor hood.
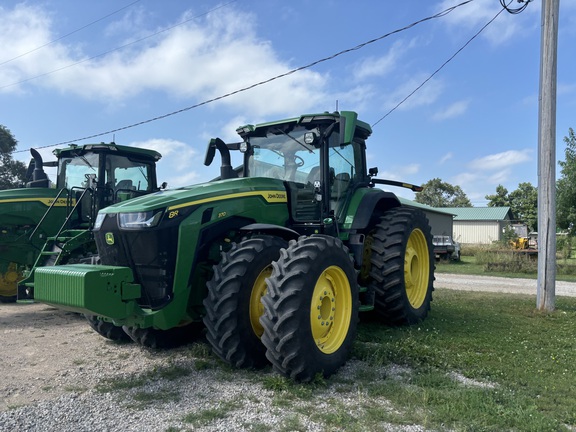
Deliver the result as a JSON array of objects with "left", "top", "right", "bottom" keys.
[
  {"left": 0, "top": 188, "right": 64, "bottom": 226},
  {"left": 96, "top": 177, "right": 287, "bottom": 216}
]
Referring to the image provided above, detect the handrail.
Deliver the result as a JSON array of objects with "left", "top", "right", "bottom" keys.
[
  {"left": 28, "top": 188, "right": 69, "bottom": 241},
  {"left": 53, "top": 187, "right": 94, "bottom": 240}
]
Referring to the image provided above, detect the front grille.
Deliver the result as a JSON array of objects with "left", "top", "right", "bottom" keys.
[{"left": 95, "top": 215, "right": 178, "bottom": 309}]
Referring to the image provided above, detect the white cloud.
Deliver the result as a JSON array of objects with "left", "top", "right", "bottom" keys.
[
  {"left": 469, "top": 149, "right": 532, "bottom": 171},
  {"left": 353, "top": 39, "right": 417, "bottom": 80},
  {"left": 432, "top": 100, "right": 469, "bottom": 121},
  {"left": 451, "top": 171, "right": 479, "bottom": 187},
  {"left": 439, "top": 152, "right": 453, "bottom": 164},
  {"left": 436, "top": 0, "right": 539, "bottom": 45},
  {"left": 379, "top": 163, "right": 421, "bottom": 181},
  {"left": 450, "top": 148, "right": 535, "bottom": 205},
  {"left": 127, "top": 138, "right": 200, "bottom": 187},
  {"left": 0, "top": 5, "right": 330, "bottom": 116},
  {"left": 488, "top": 168, "right": 513, "bottom": 185},
  {"left": 168, "top": 171, "right": 203, "bottom": 188},
  {"left": 384, "top": 75, "right": 444, "bottom": 111}
]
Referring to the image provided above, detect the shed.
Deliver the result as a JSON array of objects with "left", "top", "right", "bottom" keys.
[
  {"left": 399, "top": 198, "right": 455, "bottom": 238},
  {"left": 441, "top": 207, "right": 513, "bottom": 245}
]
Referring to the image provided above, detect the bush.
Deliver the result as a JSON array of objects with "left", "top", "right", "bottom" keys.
[
  {"left": 556, "top": 234, "right": 574, "bottom": 261},
  {"left": 460, "top": 244, "right": 495, "bottom": 257},
  {"left": 475, "top": 250, "right": 537, "bottom": 274}
]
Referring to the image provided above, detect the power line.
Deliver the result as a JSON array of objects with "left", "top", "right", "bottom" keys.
[
  {"left": 15, "top": 0, "right": 474, "bottom": 153},
  {"left": 500, "top": 0, "right": 533, "bottom": 14},
  {"left": 0, "top": 0, "right": 238, "bottom": 91},
  {"left": 371, "top": 0, "right": 522, "bottom": 128},
  {"left": 0, "top": 1, "right": 141, "bottom": 68}
]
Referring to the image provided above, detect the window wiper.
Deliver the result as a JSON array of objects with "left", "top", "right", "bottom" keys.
[
  {"left": 72, "top": 152, "right": 96, "bottom": 171},
  {"left": 138, "top": 166, "right": 148, "bottom": 183},
  {"left": 272, "top": 128, "right": 314, "bottom": 153}
]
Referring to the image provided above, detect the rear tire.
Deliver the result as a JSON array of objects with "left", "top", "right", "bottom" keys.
[
  {"left": 84, "top": 315, "right": 132, "bottom": 342},
  {"left": 203, "top": 235, "right": 287, "bottom": 369},
  {"left": 261, "top": 235, "right": 358, "bottom": 382},
  {"left": 366, "top": 207, "right": 434, "bottom": 324}
]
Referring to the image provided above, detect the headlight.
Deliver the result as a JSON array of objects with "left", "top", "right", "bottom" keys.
[
  {"left": 93, "top": 213, "right": 106, "bottom": 230},
  {"left": 118, "top": 210, "right": 163, "bottom": 229}
]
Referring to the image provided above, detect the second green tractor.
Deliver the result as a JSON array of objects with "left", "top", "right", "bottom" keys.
[{"left": 34, "top": 111, "right": 434, "bottom": 381}]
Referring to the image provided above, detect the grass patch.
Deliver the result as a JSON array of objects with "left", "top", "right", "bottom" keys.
[{"left": 354, "top": 289, "right": 576, "bottom": 431}]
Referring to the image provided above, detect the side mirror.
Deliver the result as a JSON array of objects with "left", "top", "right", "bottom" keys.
[{"left": 204, "top": 139, "right": 217, "bottom": 166}]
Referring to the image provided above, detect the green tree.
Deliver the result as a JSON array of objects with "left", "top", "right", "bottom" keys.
[
  {"left": 557, "top": 127, "right": 576, "bottom": 234},
  {"left": 485, "top": 182, "right": 538, "bottom": 231},
  {"left": 485, "top": 184, "right": 510, "bottom": 207},
  {"left": 415, "top": 178, "right": 472, "bottom": 207},
  {"left": 509, "top": 182, "right": 537, "bottom": 231},
  {"left": 0, "top": 125, "right": 27, "bottom": 190}
]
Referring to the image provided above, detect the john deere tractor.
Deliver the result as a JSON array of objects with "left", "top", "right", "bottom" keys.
[
  {"left": 34, "top": 111, "right": 434, "bottom": 381},
  {"left": 0, "top": 142, "right": 162, "bottom": 306}
]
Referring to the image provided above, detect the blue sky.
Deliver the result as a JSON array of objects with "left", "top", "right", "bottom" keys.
[{"left": 1, "top": 0, "right": 575, "bottom": 205}]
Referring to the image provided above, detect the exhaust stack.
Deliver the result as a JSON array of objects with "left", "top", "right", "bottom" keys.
[{"left": 26, "top": 148, "right": 49, "bottom": 188}]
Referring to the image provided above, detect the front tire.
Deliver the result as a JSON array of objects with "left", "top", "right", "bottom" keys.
[
  {"left": 122, "top": 322, "right": 204, "bottom": 349},
  {"left": 203, "top": 235, "right": 288, "bottom": 369},
  {"left": 0, "top": 295, "right": 17, "bottom": 303},
  {"left": 261, "top": 236, "right": 358, "bottom": 382},
  {"left": 366, "top": 207, "right": 434, "bottom": 324},
  {"left": 85, "top": 315, "right": 132, "bottom": 342}
]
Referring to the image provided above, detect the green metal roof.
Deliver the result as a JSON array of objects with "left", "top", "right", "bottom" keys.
[
  {"left": 441, "top": 207, "right": 512, "bottom": 221},
  {"left": 398, "top": 197, "right": 456, "bottom": 216}
]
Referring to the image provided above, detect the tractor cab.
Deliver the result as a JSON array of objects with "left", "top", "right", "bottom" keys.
[
  {"left": 207, "top": 112, "right": 372, "bottom": 234},
  {"left": 52, "top": 143, "right": 162, "bottom": 226}
]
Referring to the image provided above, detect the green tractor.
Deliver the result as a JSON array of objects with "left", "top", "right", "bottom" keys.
[
  {"left": 0, "top": 143, "right": 162, "bottom": 305},
  {"left": 34, "top": 111, "right": 434, "bottom": 381}
]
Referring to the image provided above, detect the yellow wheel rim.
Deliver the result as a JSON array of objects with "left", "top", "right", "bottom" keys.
[
  {"left": 310, "top": 266, "right": 352, "bottom": 354},
  {"left": 404, "top": 228, "right": 430, "bottom": 308},
  {"left": 0, "top": 263, "right": 21, "bottom": 297},
  {"left": 249, "top": 266, "right": 272, "bottom": 338}
]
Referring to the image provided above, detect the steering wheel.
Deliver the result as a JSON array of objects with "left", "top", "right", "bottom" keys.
[{"left": 294, "top": 155, "right": 305, "bottom": 167}]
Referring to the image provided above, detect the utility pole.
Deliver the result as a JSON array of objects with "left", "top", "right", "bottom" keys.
[{"left": 537, "top": 0, "right": 560, "bottom": 311}]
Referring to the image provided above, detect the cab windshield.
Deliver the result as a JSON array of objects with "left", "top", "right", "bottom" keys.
[
  {"left": 57, "top": 153, "right": 99, "bottom": 189},
  {"left": 246, "top": 126, "right": 321, "bottom": 183},
  {"left": 105, "top": 154, "right": 154, "bottom": 193}
]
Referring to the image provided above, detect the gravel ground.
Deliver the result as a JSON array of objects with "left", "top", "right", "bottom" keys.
[
  {"left": 0, "top": 302, "right": 427, "bottom": 432},
  {"left": 435, "top": 273, "right": 576, "bottom": 297},
  {"left": 2, "top": 274, "right": 575, "bottom": 431}
]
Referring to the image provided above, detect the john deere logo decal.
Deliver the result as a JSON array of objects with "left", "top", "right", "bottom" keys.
[{"left": 105, "top": 233, "right": 115, "bottom": 245}]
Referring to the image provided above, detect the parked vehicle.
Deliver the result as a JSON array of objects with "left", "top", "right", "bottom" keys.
[
  {"left": 433, "top": 235, "right": 460, "bottom": 261},
  {"left": 34, "top": 111, "right": 435, "bottom": 381},
  {"left": 0, "top": 143, "right": 162, "bottom": 304}
]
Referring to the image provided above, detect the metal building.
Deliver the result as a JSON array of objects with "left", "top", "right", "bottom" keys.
[
  {"left": 399, "top": 198, "right": 456, "bottom": 238},
  {"left": 441, "top": 207, "right": 513, "bottom": 245}
]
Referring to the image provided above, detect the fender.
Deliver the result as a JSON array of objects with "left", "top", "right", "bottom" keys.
[
  {"left": 350, "top": 190, "right": 401, "bottom": 230},
  {"left": 240, "top": 223, "right": 300, "bottom": 241}
]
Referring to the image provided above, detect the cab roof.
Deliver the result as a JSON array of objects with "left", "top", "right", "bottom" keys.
[
  {"left": 235, "top": 111, "right": 372, "bottom": 142},
  {"left": 52, "top": 142, "right": 162, "bottom": 161}
]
